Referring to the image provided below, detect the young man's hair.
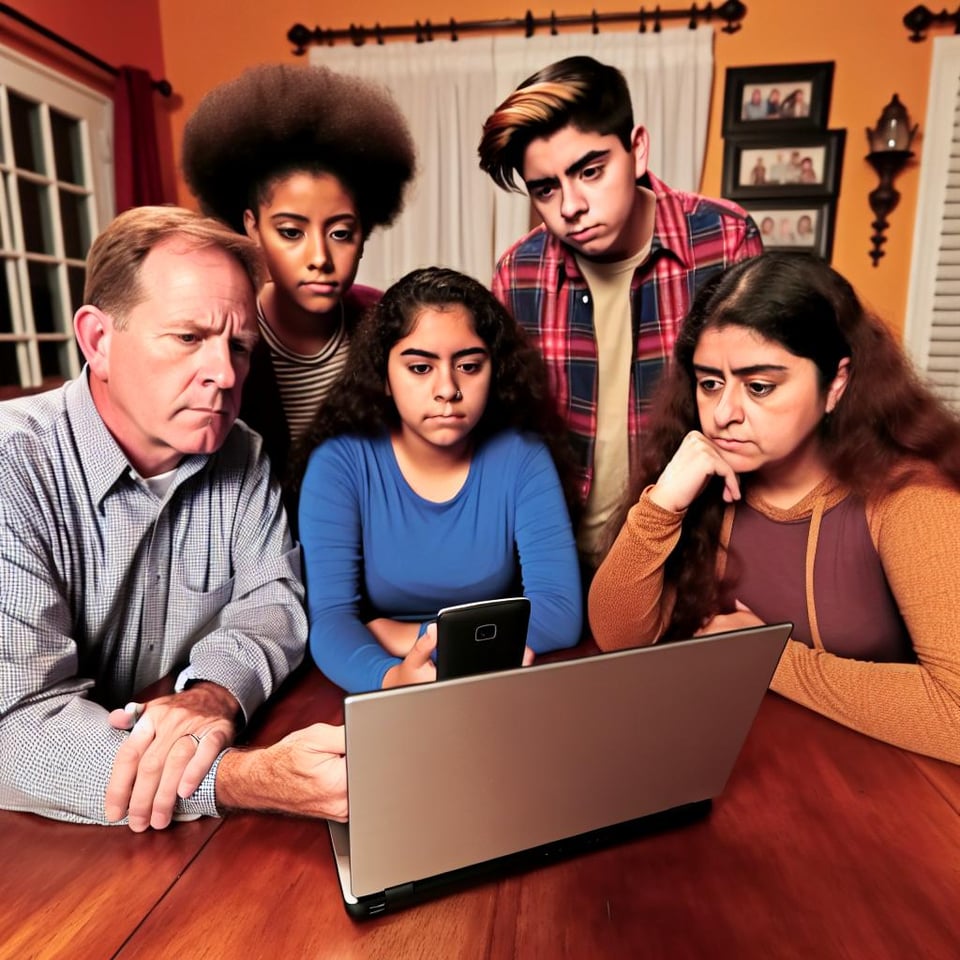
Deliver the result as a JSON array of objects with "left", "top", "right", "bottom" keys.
[
  {"left": 84, "top": 206, "right": 263, "bottom": 328},
  {"left": 478, "top": 56, "right": 635, "bottom": 192},
  {"left": 182, "top": 64, "right": 416, "bottom": 237}
]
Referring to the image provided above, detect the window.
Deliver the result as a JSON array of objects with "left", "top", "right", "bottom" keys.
[
  {"left": 0, "top": 41, "right": 114, "bottom": 391},
  {"left": 905, "top": 35, "right": 960, "bottom": 411}
]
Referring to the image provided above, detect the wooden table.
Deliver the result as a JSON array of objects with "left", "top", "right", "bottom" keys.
[{"left": 4, "top": 662, "right": 960, "bottom": 960}]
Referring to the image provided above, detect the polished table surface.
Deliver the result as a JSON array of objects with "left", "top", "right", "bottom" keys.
[{"left": 4, "top": 651, "right": 960, "bottom": 960}]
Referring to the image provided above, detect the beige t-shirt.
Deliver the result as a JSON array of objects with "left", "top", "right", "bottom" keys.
[{"left": 575, "top": 241, "right": 651, "bottom": 561}]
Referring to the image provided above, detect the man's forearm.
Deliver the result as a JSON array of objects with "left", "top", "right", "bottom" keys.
[
  {"left": 215, "top": 749, "right": 267, "bottom": 812},
  {"left": 214, "top": 724, "right": 348, "bottom": 822}
]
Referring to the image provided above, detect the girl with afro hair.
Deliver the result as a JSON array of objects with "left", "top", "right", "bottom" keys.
[{"left": 182, "top": 64, "right": 416, "bottom": 498}]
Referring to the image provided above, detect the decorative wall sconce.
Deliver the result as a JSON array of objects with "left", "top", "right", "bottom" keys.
[
  {"left": 902, "top": 4, "right": 960, "bottom": 42},
  {"left": 866, "top": 94, "right": 918, "bottom": 266}
]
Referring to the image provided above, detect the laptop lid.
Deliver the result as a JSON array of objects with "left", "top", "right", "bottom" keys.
[{"left": 331, "top": 623, "right": 790, "bottom": 912}]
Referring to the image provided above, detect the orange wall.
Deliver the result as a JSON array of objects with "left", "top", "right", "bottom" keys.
[
  {"left": 706, "top": 0, "right": 930, "bottom": 333},
  {"left": 1, "top": 0, "right": 177, "bottom": 200},
  {"left": 157, "top": 0, "right": 933, "bottom": 335},
  {"left": 2, "top": 2, "right": 933, "bottom": 333},
  {"left": 91, "top": 0, "right": 933, "bottom": 336}
]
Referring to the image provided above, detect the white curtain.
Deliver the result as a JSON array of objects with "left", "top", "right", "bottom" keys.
[{"left": 311, "top": 28, "right": 713, "bottom": 291}]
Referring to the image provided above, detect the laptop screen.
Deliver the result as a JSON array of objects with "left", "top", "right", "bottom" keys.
[{"left": 337, "top": 624, "right": 790, "bottom": 906}]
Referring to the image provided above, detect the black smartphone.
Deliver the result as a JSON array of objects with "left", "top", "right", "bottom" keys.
[{"left": 435, "top": 597, "right": 531, "bottom": 681}]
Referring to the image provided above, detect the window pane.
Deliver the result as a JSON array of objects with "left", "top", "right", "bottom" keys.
[
  {"left": 18, "top": 179, "right": 55, "bottom": 255},
  {"left": 1, "top": 48, "right": 113, "bottom": 389},
  {"left": 60, "top": 190, "right": 91, "bottom": 259},
  {"left": 68, "top": 265, "right": 85, "bottom": 314},
  {"left": 27, "top": 260, "right": 65, "bottom": 333},
  {"left": 0, "top": 342, "right": 21, "bottom": 386},
  {"left": 1, "top": 172, "right": 13, "bottom": 250},
  {"left": 38, "top": 339, "right": 67, "bottom": 379},
  {"left": 50, "top": 110, "right": 85, "bottom": 185},
  {"left": 8, "top": 91, "right": 44, "bottom": 175},
  {"left": 0, "top": 260, "right": 15, "bottom": 333}
]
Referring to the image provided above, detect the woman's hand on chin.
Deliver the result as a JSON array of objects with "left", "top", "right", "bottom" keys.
[{"left": 648, "top": 431, "right": 741, "bottom": 514}]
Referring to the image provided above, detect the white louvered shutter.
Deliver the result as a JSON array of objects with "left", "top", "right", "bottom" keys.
[{"left": 906, "top": 35, "right": 960, "bottom": 410}]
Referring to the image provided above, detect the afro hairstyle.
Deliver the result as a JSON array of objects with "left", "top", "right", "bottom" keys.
[{"left": 182, "top": 63, "right": 416, "bottom": 236}]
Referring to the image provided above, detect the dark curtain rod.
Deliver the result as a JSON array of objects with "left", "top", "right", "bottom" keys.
[
  {"left": 288, "top": 1, "right": 747, "bottom": 52},
  {"left": 903, "top": 4, "right": 960, "bottom": 41},
  {"left": 0, "top": 3, "right": 172, "bottom": 96}
]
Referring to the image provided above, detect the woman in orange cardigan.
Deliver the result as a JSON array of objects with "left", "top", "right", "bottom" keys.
[{"left": 589, "top": 252, "right": 960, "bottom": 763}]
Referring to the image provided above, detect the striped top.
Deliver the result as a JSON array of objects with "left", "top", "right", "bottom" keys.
[{"left": 256, "top": 301, "right": 351, "bottom": 443}]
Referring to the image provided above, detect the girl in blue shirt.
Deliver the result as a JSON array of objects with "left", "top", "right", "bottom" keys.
[{"left": 295, "top": 267, "right": 582, "bottom": 692}]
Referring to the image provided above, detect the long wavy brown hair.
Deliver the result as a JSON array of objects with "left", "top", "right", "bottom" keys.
[
  {"left": 623, "top": 252, "right": 960, "bottom": 639},
  {"left": 287, "top": 266, "right": 579, "bottom": 519}
]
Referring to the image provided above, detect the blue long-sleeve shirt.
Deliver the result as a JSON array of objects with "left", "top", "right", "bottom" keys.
[{"left": 300, "top": 429, "right": 582, "bottom": 692}]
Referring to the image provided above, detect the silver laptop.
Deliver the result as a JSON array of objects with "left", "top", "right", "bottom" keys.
[{"left": 329, "top": 623, "right": 791, "bottom": 918}]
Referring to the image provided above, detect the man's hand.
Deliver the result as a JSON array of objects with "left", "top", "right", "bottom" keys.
[
  {"left": 105, "top": 682, "right": 239, "bottom": 832},
  {"left": 382, "top": 623, "right": 437, "bottom": 688},
  {"left": 216, "top": 723, "right": 348, "bottom": 822}
]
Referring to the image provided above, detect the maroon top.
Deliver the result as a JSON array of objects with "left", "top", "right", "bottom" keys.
[{"left": 724, "top": 493, "right": 913, "bottom": 663}]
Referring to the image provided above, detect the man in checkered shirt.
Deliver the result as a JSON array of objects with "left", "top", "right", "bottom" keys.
[
  {"left": 0, "top": 207, "right": 346, "bottom": 829},
  {"left": 479, "top": 56, "right": 762, "bottom": 568}
]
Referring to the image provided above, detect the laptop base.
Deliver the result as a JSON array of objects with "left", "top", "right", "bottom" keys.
[{"left": 333, "top": 798, "right": 711, "bottom": 920}]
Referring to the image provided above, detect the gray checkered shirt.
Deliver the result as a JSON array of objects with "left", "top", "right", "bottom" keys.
[{"left": 0, "top": 372, "right": 306, "bottom": 824}]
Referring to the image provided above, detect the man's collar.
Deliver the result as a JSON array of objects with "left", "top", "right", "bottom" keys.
[{"left": 66, "top": 369, "right": 207, "bottom": 505}]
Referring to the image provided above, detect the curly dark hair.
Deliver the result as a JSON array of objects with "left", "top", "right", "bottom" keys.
[
  {"left": 181, "top": 63, "right": 416, "bottom": 236},
  {"left": 287, "top": 266, "right": 579, "bottom": 514},
  {"left": 625, "top": 252, "right": 960, "bottom": 639}
]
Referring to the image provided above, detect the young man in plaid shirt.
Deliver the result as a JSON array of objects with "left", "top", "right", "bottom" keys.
[{"left": 479, "top": 56, "right": 762, "bottom": 568}]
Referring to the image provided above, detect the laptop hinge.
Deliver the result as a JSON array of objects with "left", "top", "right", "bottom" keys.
[{"left": 384, "top": 882, "right": 415, "bottom": 907}]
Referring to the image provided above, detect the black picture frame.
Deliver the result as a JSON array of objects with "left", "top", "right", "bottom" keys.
[
  {"left": 722, "top": 62, "right": 835, "bottom": 136},
  {"left": 722, "top": 130, "right": 846, "bottom": 200},
  {"left": 741, "top": 198, "right": 837, "bottom": 262}
]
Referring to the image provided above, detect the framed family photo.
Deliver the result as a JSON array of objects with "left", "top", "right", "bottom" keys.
[
  {"left": 722, "top": 62, "right": 835, "bottom": 136},
  {"left": 721, "top": 130, "right": 846, "bottom": 200},
  {"left": 741, "top": 198, "right": 837, "bottom": 262}
]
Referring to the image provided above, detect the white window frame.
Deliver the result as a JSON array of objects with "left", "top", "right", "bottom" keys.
[
  {"left": 904, "top": 35, "right": 960, "bottom": 409},
  {"left": 0, "top": 40, "right": 114, "bottom": 389}
]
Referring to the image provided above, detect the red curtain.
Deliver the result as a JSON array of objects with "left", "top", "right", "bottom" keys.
[{"left": 112, "top": 67, "right": 166, "bottom": 212}]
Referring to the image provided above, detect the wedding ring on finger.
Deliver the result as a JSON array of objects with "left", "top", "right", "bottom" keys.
[{"left": 186, "top": 733, "right": 203, "bottom": 747}]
